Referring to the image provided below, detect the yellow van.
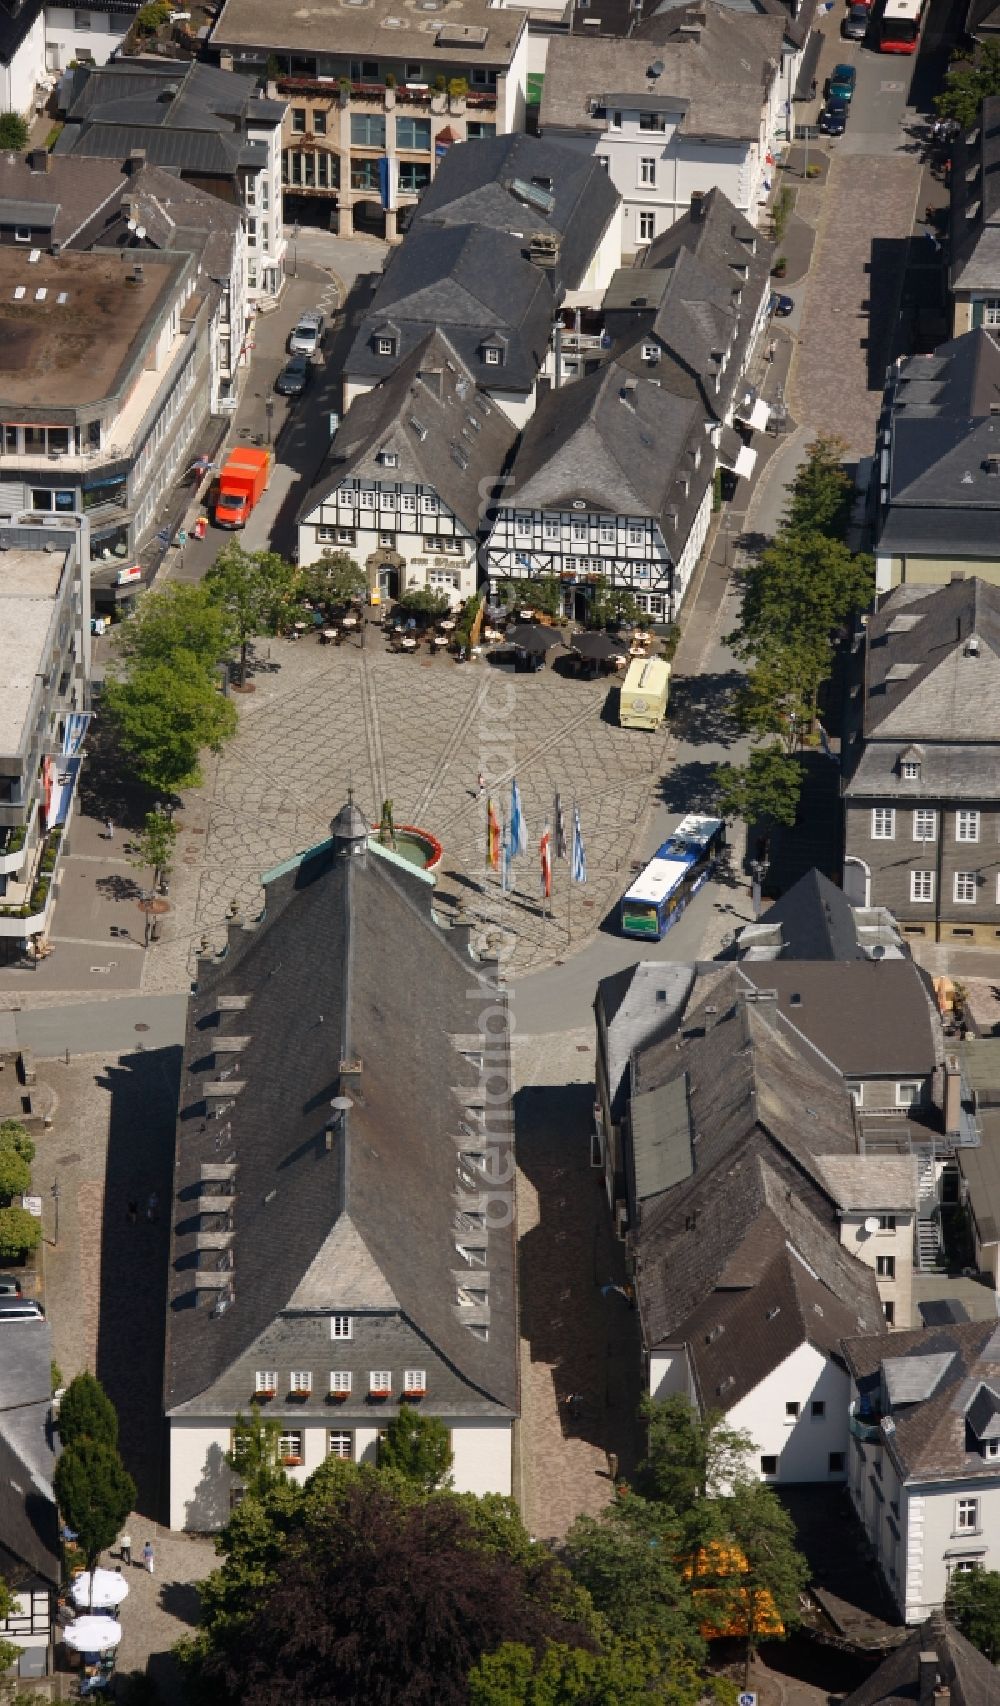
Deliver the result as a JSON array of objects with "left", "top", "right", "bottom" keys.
[{"left": 619, "top": 657, "right": 670, "bottom": 730}]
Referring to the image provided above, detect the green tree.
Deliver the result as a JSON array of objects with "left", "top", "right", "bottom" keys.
[
  {"left": 225, "top": 1404, "right": 287, "bottom": 1502},
  {"left": 0, "top": 1146, "right": 30, "bottom": 1203},
  {"left": 57, "top": 1373, "right": 119, "bottom": 1452},
  {"left": 783, "top": 436, "right": 852, "bottom": 540},
  {"left": 378, "top": 1402, "right": 454, "bottom": 1492},
  {"left": 946, "top": 1567, "right": 1000, "bottom": 1662},
  {"left": 589, "top": 579, "right": 640, "bottom": 631},
  {"left": 0, "top": 1578, "right": 20, "bottom": 1676},
  {"left": 468, "top": 1635, "right": 704, "bottom": 1706},
  {"left": 0, "top": 1206, "right": 41, "bottom": 1260},
  {"left": 115, "top": 583, "right": 235, "bottom": 675},
  {"left": 735, "top": 640, "right": 828, "bottom": 754},
  {"left": 0, "top": 1119, "right": 35, "bottom": 1166},
  {"left": 729, "top": 532, "right": 873, "bottom": 667},
  {"left": 498, "top": 577, "right": 562, "bottom": 619},
  {"left": 297, "top": 550, "right": 366, "bottom": 610},
  {"left": 0, "top": 113, "right": 29, "bottom": 151},
  {"left": 724, "top": 1480, "right": 809, "bottom": 1680},
  {"left": 52, "top": 1440, "right": 136, "bottom": 1579},
  {"left": 130, "top": 808, "right": 179, "bottom": 892},
  {"left": 563, "top": 1493, "right": 703, "bottom": 1655},
  {"left": 936, "top": 38, "right": 1000, "bottom": 128},
  {"left": 712, "top": 746, "right": 803, "bottom": 829},
  {"left": 204, "top": 543, "right": 298, "bottom": 685},
  {"left": 103, "top": 653, "right": 237, "bottom": 793},
  {"left": 396, "top": 587, "right": 451, "bottom": 618},
  {"left": 640, "top": 1396, "right": 753, "bottom": 1511}
]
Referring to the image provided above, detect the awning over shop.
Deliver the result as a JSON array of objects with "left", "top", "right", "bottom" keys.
[
  {"left": 717, "top": 425, "right": 743, "bottom": 470},
  {"left": 734, "top": 446, "right": 758, "bottom": 480},
  {"left": 737, "top": 397, "right": 770, "bottom": 433},
  {"left": 793, "top": 31, "right": 823, "bottom": 100}
]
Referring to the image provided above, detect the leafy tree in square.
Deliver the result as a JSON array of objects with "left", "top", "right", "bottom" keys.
[
  {"left": 712, "top": 746, "right": 803, "bottom": 830},
  {"left": 0, "top": 1119, "right": 35, "bottom": 1166},
  {"left": 0, "top": 113, "right": 29, "bottom": 151},
  {"left": 0, "top": 1146, "right": 30, "bottom": 1204},
  {"left": 296, "top": 551, "right": 366, "bottom": 611},
  {"left": 57, "top": 1373, "right": 119, "bottom": 1452},
  {"left": 205, "top": 544, "right": 299, "bottom": 685},
  {"left": 640, "top": 1395, "right": 754, "bottom": 1508},
  {"left": 936, "top": 40, "right": 1000, "bottom": 130},
  {"left": 103, "top": 653, "right": 237, "bottom": 793},
  {"left": 115, "top": 583, "right": 235, "bottom": 675},
  {"left": 130, "top": 808, "right": 179, "bottom": 893},
  {"left": 782, "top": 435, "right": 853, "bottom": 540},
  {"left": 0, "top": 1206, "right": 41, "bottom": 1261},
  {"left": 225, "top": 1404, "right": 287, "bottom": 1503}
]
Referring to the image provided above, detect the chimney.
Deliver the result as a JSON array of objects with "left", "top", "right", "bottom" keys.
[
  {"left": 126, "top": 148, "right": 146, "bottom": 176},
  {"left": 919, "top": 1655, "right": 939, "bottom": 1706},
  {"left": 690, "top": 189, "right": 706, "bottom": 221},
  {"left": 27, "top": 148, "right": 49, "bottom": 174},
  {"left": 219, "top": 50, "right": 234, "bottom": 71},
  {"left": 944, "top": 1054, "right": 962, "bottom": 1136}
]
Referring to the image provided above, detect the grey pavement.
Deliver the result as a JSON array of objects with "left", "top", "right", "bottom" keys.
[{"left": 14, "top": 994, "right": 187, "bottom": 1058}]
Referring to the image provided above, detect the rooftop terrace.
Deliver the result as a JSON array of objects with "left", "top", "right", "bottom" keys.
[{"left": 0, "top": 548, "right": 68, "bottom": 756}]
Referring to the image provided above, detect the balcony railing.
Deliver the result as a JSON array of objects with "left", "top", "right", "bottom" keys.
[{"left": 848, "top": 1404, "right": 882, "bottom": 1445}]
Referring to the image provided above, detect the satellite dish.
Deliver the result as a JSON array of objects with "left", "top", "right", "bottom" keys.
[
  {"left": 863, "top": 1216, "right": 880, "bottom": 1235},
  {"left": 127, "top": 217, "right": 137, "bottom": 231},
  {"left": 136, "top": 225, "right": 147, "bottom": 240}
]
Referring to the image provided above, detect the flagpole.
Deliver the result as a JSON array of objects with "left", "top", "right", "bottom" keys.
[{"left": 568, "top": 798, "right": 575, "bottom": 946}]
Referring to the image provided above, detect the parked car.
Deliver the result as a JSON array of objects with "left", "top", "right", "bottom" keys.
[
  {"left": 820, "top": 99, "right": 850, "bottom": 135},
  {"left": 288, "top": 311, "right": 325, "bottom": 356},
  {"left": 275, "top": 354, "right": 313, "bottom": 397},
  {"left": 770, "top": 292, "right": 794, "bottom": 317},
  {"left": 842, "top": 4, "right": 869, "bottom": 37},
  {"left": 827, "top": 63, "right": 857, "bottom": 101},
  {"left": 0, "top": 1274, "right": 22, "bottom": 1297},
  {"left": 0, "top": 1299, "right": 44, "bottom": 1321}
]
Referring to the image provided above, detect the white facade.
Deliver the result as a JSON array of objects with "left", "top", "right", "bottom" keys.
[
  {"left": 245, "top": 114, "right": 286, "bottom": 302},
  {"left": 298, "top": 473, "right": 478, "bottom": 607},
  {"left": 43, "top": 5, "right": 131, "bottom": 73},
  {"left": 650, "top": 1341, "right": 851, "bottom": 1486},
  {"left": 839, "top": 1210, "right": 916, "bottom": 1330},
  {"left": 344, "top": 371, "right": 540, "bottom": 430},
  {"left": 1, "top": 5, "right": 46, "bottom": 117},
  {"left": 168, "top": 1414, "right": 513, "bottom": 1530},
  {"left": 487, "top": 501, "right": 675, "bottom": 619}
]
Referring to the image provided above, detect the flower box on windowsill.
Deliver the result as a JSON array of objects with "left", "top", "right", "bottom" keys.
[
  {"left": 289, "top": 1389, "right": 312, "bottom": 1400},
  {"left": 369, "top": 1388, "right": 391, "bottom": 1400},
  {"left": 404, "top": 1388, "right": 426, "bottom": 1400},
  {"left": 255, "top": 1388, "right": 276, "bottom": 1400},
  {"left": 327, "top": 1389, "right": 350, "bottom": 1401},
  {"left": 281, "top": 1455, "right": 303, "bottom": 1467}
]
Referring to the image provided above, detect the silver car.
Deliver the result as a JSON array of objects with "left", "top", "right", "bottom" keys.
[{"left": 288, "top": 311, "right": 325, "bottom": 356}]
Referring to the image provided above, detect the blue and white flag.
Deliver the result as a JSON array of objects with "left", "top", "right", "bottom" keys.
[
  {"left": 571, "top": 806, "right": 587, "bottom": 885},
  {"left": 510, "top": 778, "right": 527, "bottom": 857},
  {"left": 501, "top": 818, "right": 513, "bottom": 894}
]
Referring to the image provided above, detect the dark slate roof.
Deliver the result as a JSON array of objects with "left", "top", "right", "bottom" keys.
[
  {"left": 844, "top": 1613, "right": 999, "bottom": 1706},
  {"left": 856, "top": 577, "right": 1000, "bottom": 742},
  {"left": 737, "top": 961, "right": 940, "bottom": 1078},
  {"left": 83, "top": 161, "right": 242, "bottom": 278},
  {"left": 0, "top": 0, "right": 43, "bottom": 70},
  {"left": 409, "top": 133, "right": 620, "bottom": 295},
  {"left": 643, "top": 0, "right": 820, "bottom": 49},
  {"left": 628, "top": 971, "right": 884, "bottom": 1378},
  {"left": 949, "top": 100, "right": 1000, "bottom": 292},
  {"left": 496, "top": 358, "right": 707, "bottom": 545},
  {"left": 755, "top": 868, "right": 865, "bottom": 960},
  {"left": 0, "top": 1316, "right": 60, "bottom": 1590},
  {"left": 842, "top": 1320, "right": 1000, "bottom": 1482},
  {"left": 55, "top": 59, "right": 275, "bottom": 175},
  {"left": 968, "top": 0, "right": 1000, "bottom": 37},
  {"left": 298, "top": 330, "right": 517, "bottom": 537},
  {"left": 346, "top": 223, "right": 555, "bottom": 397},
  {"left": 628, "top": 1074, "right": 692, "bottom": 1202},
  {"left": 881, "top": 331, "right": 1000, "bottom": 539},
  {"left": 164, "top": 821, "right": 517, "bottom": 1421},
  {"left": 56, "top": 122, "right": 264, "bottom": 175},
  {"left": 0, "top": 154, "right": 126, "bottom": 247}
]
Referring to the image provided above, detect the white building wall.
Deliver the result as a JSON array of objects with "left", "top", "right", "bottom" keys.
[
  {"left": 839, "top": 1211, "right": 915, "bottom": 1330},
  {"left": 450, "top": 1419, "right": 514, "bottom": 1497},
  {"left": 297, "top": 477, "right": 477, "bottom": 607},
  {"left": 499, "top": 19, "right": 529, "bottom": 135},
  {"left": 673, "top": 481, "right": 712, "bottom": 611},
  {"left": 169, "top": 1420, "right": 237, "bottom": 1530},
  {"left": 725, "top": 1342, "right": 851, "bottom": 1485},
  {"left": 2, "top": 10, "right": 46, "bottom": 116},
  {"left": 650, "top": 1347, "right": 696, "bottom": 1403},
  {"left": 43, "top": 6, "right": 129, "bottom": 73}
]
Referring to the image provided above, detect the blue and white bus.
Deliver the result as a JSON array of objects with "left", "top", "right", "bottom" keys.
[{"left": 620, "top": 814, "right": 726, "bottom": 940}]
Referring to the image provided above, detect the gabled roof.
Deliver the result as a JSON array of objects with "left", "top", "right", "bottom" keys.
[
  {"left": 844, "top": 1612, "right": 999, "bottom": 1706},
  {"left": 737, "top": 960, "right": 940, "bottom": 1078},
  {"left": 55, "top": 59, "right": 275, "bottom": 175},
  {"left": 495, "top": 358, "right": 705, "bottom": 540},
  {"left": 80, "top": 161, "right": 242, "bottom": 278},
  {"left": 843, "top": 1320, "right": 1000, "bottom": 1481},
  {"left": 755, "top": 868, "right": 864, "bottom": 960},
  {"left": 346, "top": 223, "right": 554, "bottom": 396},
  {"left": 0, "top": 0, "right": 44, "bottom": 69},
  {"left": 949, "top": 100, "right": 1000, "bottom": 291},
  {"left": 882, "top": 331, "right": 1000, "bottom": 542},
  {"left": 298, "top": 329, "right": 517, "bottom": 536},
  {"left": 410, "top": 133, "right": 620, "bottom": 294},
  {"left": 859, "top": 577, "right": 1000, "bottom": 741},
  {"left": 0, "top": 154, "right": 125, "bottom": 248},
  {"left": 164, "top": 815, "right": 517, "bottom": 1421}
]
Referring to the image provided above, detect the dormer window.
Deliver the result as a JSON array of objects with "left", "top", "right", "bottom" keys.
[
  {"left": 901, "top": 760, "right": 920, "bottom": 780},
  {"left": 378, "top": 448, "right": 399, "bottom": 467},
  {"left": 376, "top": 336, "right": 395, "bottom": 357},
  {"left": 483, "top": 344, "right": 503, "bottom": 367},
  {"left": 641, "top": 343, "right": 659, "bottom": 362},
  {"left": 985, "top": 1439, "right": 1000, "bottom": 1459}
]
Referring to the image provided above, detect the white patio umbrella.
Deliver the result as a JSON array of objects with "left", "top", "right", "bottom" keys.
[
  {"left": 63, "top": 1616, "right": 122, "bottom": 1654},
  {"left": 70, "top": 1570, "right": 129, "bottom": 1611}
]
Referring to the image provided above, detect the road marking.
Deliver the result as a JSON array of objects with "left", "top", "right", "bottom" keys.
[
  {"left": 879, "top": 80, "right": 904, "bottom": 91},
  {"left": 51, "top": 935, "right": 143, "bottom": 951}
]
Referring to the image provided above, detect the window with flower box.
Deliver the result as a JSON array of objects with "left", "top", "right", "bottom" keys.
[
  {"left": 255, "top": 1369, "right": 277, "bottom": 1396},
  {"left": 279, "top": 1430, "right": 303, "bottom": 1465},
  {"left": 404, "top": 1368, "right": 427, "bottom": 1396},
  {"left": 329, "top": 1371, "right": 353, "bottom": 1398},
  {"left": 290, "top": 1370, "right": 312, "bottom": 1394},
  {"left": 369, "top": 1370, "right": 392, "bottom": 1396}
]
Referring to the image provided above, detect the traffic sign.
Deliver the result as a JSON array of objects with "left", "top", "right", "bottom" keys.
[{"left": 739, "top": 1693, "right": 757, "bottom": 1706}]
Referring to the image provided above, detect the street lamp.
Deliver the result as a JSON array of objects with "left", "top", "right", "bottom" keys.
[
  {"left": 265, "top": 395, "right": 275, "bottom": 447},
  {"left": 750, "top": 849, "right": 770, "bottom": 921},
  {"left": 291, "top": 221, "right": 300, "bottom": 279},
  {"left": 51, "top": 1180, "right": 61, "bottom": 1248}
]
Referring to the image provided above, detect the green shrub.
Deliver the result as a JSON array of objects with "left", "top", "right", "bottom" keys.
[
  {"left": 135, "top": 0, "right": 170, "bottom": 32},
  {"left": 0, "top": 1207, "right": 41, "bottom": 1261},
  {"left": 0, "top": 113, "right": 29, "bottom": 152},
  {"left": 0, "top": 1122, "right": 35, "bottom": 1166},
  {"left": 0, "top": 1147, "right": 30, "bottom": 1203}
]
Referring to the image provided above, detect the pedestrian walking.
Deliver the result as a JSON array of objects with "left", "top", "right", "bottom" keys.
[
  {"left": 142, "top": 1540, "right": 154, "bottom": 1575},
  {"left": 146, "top": 1191, "right": 159, "bottom": 1224},
  {"left": 119, "top": 1532, "right": 131, "bottom": 1566},
  {"left": 606, "top": 1450, "right": 619, "bottom": 1483},
  {"left": 106, "top": 819, "right": 114, "bottom": 842},
  {"left": 127, "top": 1199, "right": 138, "bottom": 1225},
  {"left": 766, "top": 340, "right": 777, "bottom": 363},
  {"left": 475, "top": 771, "right": 486, "bottom": 801}
]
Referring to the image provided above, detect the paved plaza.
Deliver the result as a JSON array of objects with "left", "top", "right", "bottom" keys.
[{"left": 139, "top": 637, "right": 675, "bottom": 991}]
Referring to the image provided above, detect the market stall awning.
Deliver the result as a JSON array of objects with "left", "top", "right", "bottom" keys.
[
  {"left": 737, "top": 397, "right": 770, "bottom": 433},
  {"left": 717, "top": 426, "right": 743, "bottom": 471},
  {"left": 734, "top": 446, "right": 758, "bottom": 480}
]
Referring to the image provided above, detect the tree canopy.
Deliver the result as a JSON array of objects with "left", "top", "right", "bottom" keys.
[
  {"left": 945, "top": 1567, "right": 1000, "bottom": 1662},
  {"left": 936, "top": 39, "right": 1000, "bottom": 129},
  {"left": 0, "top": 1206, "right": 41, "bottom": 1261},
  {"left": 57, "top": 1372, "right": 119, "bottom": 1453},
  {"left": 296, "top": 551, "right": 366, "bottom": 610},
  {"left": 53, "top": 1439, "right": 136, "bottom": 1577},
  {"left": 225, "top": 1404, "right": 287, "bottom": 1503},
  {"left": 205, "top": 544, "right": 299, "bottom": 682},
  {"left": 115, "top": 582, "right": 235, "bottom": 674},
  {"left": 0, "top": 1119, "right": 35, "bottom": 1166},
  {"left": 0, "top": 1146, "right": 30, "bottom": 1204},
  {"left": 103, "top": 652, "right": 237, "bottom": 793},
  {"left": 130, "top": 809, "right": 179, "bottom": 890},
  {"left": 0, "top": 113, "right": 28, "bottom": 151},
  {"left": 377, "top": 1403, "right": 453, "bottom": 1492},
  {"left": 640, "top": 1397, "right": 754, "bottom": 1508},
  {"left": 713, "top": 745, "right": 803, "bottom": 829}
]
